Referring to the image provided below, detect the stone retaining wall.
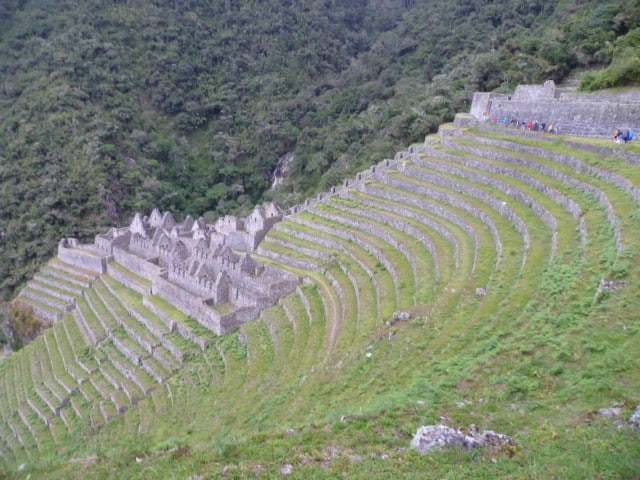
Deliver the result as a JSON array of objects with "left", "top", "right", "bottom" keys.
[
  {"left": 290, "top": 216, "right": 402, "bottom": 298},
  {"left": 308, "top": 205, "right": 421, "bottom": 287},
  {"left": 462, "top": 134, "right": 640, "bottom": 206},
  {"left": 152, "top": 276, "right": 223, "bottom": 334},
  {"left": 273, "top": 224, "right": 381, "bottom": 300},
  {"left": 361, "top": 183, "right": 479, "bottom": 272},
  {"left": 443, "top": 136, "right": 623, "bottom": 251},
  {"left": 420, "top": 146, "right": 582, "bottom": 219},
  {"left": 401, "top": 163, "right": 532, "bottom": 256},
  {"left": 344, "top": 191, "right": 461, "bottom": 270},
  {"left": 58, "top": 239, "right": 108, "bottom": 274},
  {"left": 106, "top": 264, "right": 150, "bottom": 296},
  {"left": 13, "top": 299, "right": 62, "bottom": 323},
  {"left": 331, "top": 200, "right": 441, "bottom": 279},
  {"left": 376, "top": 171, "right": 503, "bottom": 265},
  {"left": 112, "top": 247, "right": 163, "bottom": 278},
  {"left": 470, "top": 81, "right": 640, "bottom": 137}
]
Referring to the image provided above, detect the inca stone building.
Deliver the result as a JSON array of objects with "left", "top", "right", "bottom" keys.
[{"left": 34, "top": 203, "right": 300, "bottom": 334}]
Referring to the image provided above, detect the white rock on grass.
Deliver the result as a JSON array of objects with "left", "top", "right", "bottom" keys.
[
  {"left": 629, "top": 404, "right": 640, "bottom": 431},
  {"left": 411, "top": 424, "right": 515, "bottom": 454}
]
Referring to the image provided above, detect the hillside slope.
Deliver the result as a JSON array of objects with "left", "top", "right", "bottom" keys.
[
  {"left": 1, "top": 0, "right": 638, "bottom": 321},
  {"left": 2, "top": 125, "right": 639, "bottom": 478}
]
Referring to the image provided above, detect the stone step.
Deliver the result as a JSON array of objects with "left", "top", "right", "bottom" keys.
[
  {"left": 419, "top": 145, "right": 583, "bottom": 218},
  {"left": 76, "top": 296, "right": 108, "bottom": 345},
  {"left": 356, "top": 182, "right": 481, "bottom": 272},
  {"left": 268, "top": 226, "right": 385, "bottom": 320},
  {"left": 40, "top": 265, "right": 92, "bottom": 289},
  {"left": 291, "top": 213, "right": 404, "bottom": 304},
  {"left": 456, "top": 133, "right": 640, "bottom": 205},
  {"left": 6, "top": 414, "right": 35, "bottom": 458},
  {"left": 257, "top": 241, "right": 322, "bottom": 271},
  {"left": 345, "top": 190, "right": 461, "bottom": 271},
  {"left": 20, "top": 287, "right": 71, "bottom": 313},
  {"left": 140, "top": 353, "right": 171, "bottom": 384},
  {"left": 106, "top": 261, "right": 152, "bottom": 296},
  {"left": 111, "top": 332, "right": 148, "bottom": 367},
  {"left": 27, "top": 279, "right": 76, "bottom": 304},
  {"left": 33, "top": 272, "right": 85, "bottom": 297},
  {"left": 143, "top": 295, "right": 211, "bottom": 351},
  {"left": 152, "top": 345, "right": 180, "bottom": 373},
  {"left": 376, "top": 171, "right": 503, "bottom": 265},
  {"left": 100, "top": 341, "right": 156, "bottom": 394},
  {"left": 0, "top": 427, "right": 20, "bottom": 467},
  {"left": 445, "top": 137, "right": 623, "bottom": 251},
  {"left": 15, "top": 406, "right": 41, "bottom": 452},
  {"left": 26, "top": 395, "right": 52, "bottom": 427},
  {"left": 98, "top": 277, "right": 163, "bottom": 354},
  {"left": 72, "top": 309, "right": 99, "bottom": 347},
  {"left": 326, "top": 196, "right": 442, "bottom": 280},
  {"left": 52, "top": 320, "right": 91, "bottom": 383},
  {"left": 11, "top": 297, "right": 63, "bottom": 324},
  {"left": 49, "top": 258, "right": 100, "bottom": 282},
  {"left": 399, "top": 163, "right": 532, "bottom": 257},
  {"left": 97, "top": 357, "right": 144, "bottom": 407}
]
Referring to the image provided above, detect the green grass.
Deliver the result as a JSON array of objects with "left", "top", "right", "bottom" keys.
[
  {"left": 3, "top": 129, "right": 640, "bottom": 479},
  {"left": 107, "top": 261, "right": 152, "bottom": 290}
]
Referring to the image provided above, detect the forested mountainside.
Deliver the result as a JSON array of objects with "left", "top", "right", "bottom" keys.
[{"left": 0, "top": 0, "right": 638, "bottom": 334}]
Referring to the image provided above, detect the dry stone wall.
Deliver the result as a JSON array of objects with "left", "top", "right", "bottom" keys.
[
  {"left": 442, "top": 135, "right": 623, "bottom": 251},
  {"left": 470, "top": 80, "right": 640, "bottom": 137},
  {"left": 57, "top": 239, "right": 109, "bottom": 274}
]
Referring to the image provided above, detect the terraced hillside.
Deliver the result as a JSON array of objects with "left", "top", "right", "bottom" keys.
[{"left": 2, "top": 126, "right": 640, "bottom": 478}]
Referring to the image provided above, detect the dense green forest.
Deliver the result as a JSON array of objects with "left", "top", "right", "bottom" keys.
[{"left": 0, "top": 0, "right": 638, "bottom": 337}]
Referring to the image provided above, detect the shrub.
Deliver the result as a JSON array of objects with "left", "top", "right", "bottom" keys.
[{"left": 8, "top": 304, "right": 44, "bottom": 349}]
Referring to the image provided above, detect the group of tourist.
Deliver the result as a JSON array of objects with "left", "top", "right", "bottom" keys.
[
  {"left": 613, "top": 129, "right": 637, "bottom": 143},
  {"left": 494, "top": 116, "right": 559, "bottom": 134},
  {"left": 485, "top": 112, "right": 636, "bottom": 143}
]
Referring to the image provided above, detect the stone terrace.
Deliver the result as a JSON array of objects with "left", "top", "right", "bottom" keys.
[
  {"left": 2, "top": 82, "right": 639, "bottom": 471},
  {"left": 468, "top": 80, "right": 640, "bottom": 137}
]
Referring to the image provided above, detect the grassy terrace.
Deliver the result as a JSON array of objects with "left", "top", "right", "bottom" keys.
[
  {"left": 295, "top": 210, "right": 412, "bottom": 309},
  {"left": 75, "top": 297, "right": 107, "bottom": 345},
  {"left": 97, "top": 277, "right": 162, "bottom": 352},
  {"left": 2, "top": 128, "right": 640, "bottom": 478},
  {"left": 330, "top": 193, "right": 454, "bottom": 279},
  {"left": 144, "top": 294, "right": 209, "bottom": 340},
  {"left": 84, "top": 287, "right": 119, "bottom": 334},
  {"left": 361, "top": 179, "right": 499, "bottom": 329},
  {"left": 51, "top": 319, "right": 90, "bottom": 383},
  {"left": 407, "top": 154, "right": 557, "bottom": 325},
  {"left": 27, "top": 279, "right": 75, "bottom": 303},
  {"left": 272, "top": 223, "right": 390, "bottom": 320},
  {"left": 107, "top": 261, "right": 152, "bottom": 291},
  {"left": 32, "top": 272, "right": 85, "bottom": 297},
  {"left": 40, "top": 264, "right": 92, "bottom": 289},
  {"left": 318, "top": 198, "right": 437, "bottom": 301},
  {"left": 49, "top": 259, "right": 99, "bottom": 280}
]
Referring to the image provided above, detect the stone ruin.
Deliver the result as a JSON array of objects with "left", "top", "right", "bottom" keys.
[
  {"left": 465, "top": 79, "right": 640, "bottom": 137},
  {"left": 54, "top": 202, "right": 300, "bottom": 334}
]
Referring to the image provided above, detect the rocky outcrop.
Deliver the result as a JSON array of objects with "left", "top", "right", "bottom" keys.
[{"left": 411, "top": 424, "right": 516, "bottom": 454}]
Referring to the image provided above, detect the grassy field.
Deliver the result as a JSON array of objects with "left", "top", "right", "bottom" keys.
[{"left": 2, "top": 127, "right": 639, "bottom": 479}]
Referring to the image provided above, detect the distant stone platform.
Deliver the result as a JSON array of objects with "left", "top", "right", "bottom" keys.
[{"left": 466, "top": 80, "right": 640, "bottom": 138}]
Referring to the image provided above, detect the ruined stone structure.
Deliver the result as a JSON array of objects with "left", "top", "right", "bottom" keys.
[
  {"left": 21, "top": 203, "right": 299, "bottom": 334},
  {"left": 14, "top": 80, "right": 638, "bottom": 333},
  {"left": 467, "top": 80, "right": 640, "bottom": 137}
]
